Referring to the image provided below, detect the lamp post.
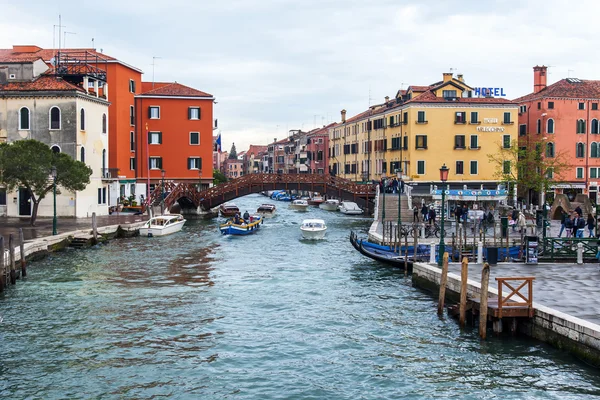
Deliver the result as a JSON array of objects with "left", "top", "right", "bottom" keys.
[
  {"left": 396, "top": 168, "right": 402, "bottom": 230},
  {"left": 160, "top": 169, "right": 166, "bottom": 215},
  {"left": 51, "top": 166, "right": 57, "bottom": 235},
  {"left": 438, "top": 164, "right": 449, "bottom": 266}
]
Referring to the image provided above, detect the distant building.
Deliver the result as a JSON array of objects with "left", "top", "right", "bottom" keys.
[
  {"left": 306, "top": 124, "right": 333, "bottom": 174},
  {"left": 243, "top": 145, "right": 267, "bottom": 174},
  {"left": 0, "top": 51, "right": 110, "bottom": 217}
]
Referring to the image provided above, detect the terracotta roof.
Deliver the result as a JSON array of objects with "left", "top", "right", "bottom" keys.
[
  {"left": 246, "top": 145, "right": 268, "bottom": 156},
  {"left": 0, "top": 75, "right": 85, "bottom": 93},
  {"left": 407, "top": 85, "right": 432, "bottom": 92},
  {"left": 514, "top": 79, "right": 600, "bottom": 103},
  {"left": 139, "top": 82, "right": 212, "bottom": 97},
  {"left": 308, "top": 123, "right": 336, "bottom": 136},
  {"left": 141, "top": 82, "right": 172, "bottom": 93},
  {"left": 404, "top": 89, "right": 515, "bottom": 104},
  {"left": 0, "top": 46, "right": 116, "bottom": 63}
]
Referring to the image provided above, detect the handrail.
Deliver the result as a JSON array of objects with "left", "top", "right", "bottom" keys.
[{"left": 496, "top": 276, "right": 535, "bottom": 318}]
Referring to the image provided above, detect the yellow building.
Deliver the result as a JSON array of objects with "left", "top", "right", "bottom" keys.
[{"left": 329, "top": 73, "right": 518, "bottom": 188}]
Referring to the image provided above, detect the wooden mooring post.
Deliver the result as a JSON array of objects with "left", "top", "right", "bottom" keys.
[
  {"left": 437, "top": 252, "right": 449, "bottom": 315},
  {"left": 19, "top": 228, "right": 26, "bottom": 278},
  {"left": 92, "top": 212, "right": 98, "bottom": 243},
  {"left": 479, "top": 262, "right": 490, "bottom": 339},
  {"left": 459, "top": 257, "right": 469, "bottom": 327},
  {"left": 9, "top": 234, "right": 16, "bottom": 285},
  {"left": 413, "top": 225, "right": 418, "bottom": 262},
  {"left": 0, "top": 236, "right": 4, "bottom": 292},
  {"left": 404, "top": 233, "right": 408, "bottom": 276}
]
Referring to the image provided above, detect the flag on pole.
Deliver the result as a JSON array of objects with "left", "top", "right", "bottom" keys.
[{"left": 215, "top": 133, "right": 222, "bottom": 153}]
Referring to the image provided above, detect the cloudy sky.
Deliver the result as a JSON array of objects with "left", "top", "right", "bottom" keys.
[{"left": 1, "top": 0, "right": 598, "bottom": 152}]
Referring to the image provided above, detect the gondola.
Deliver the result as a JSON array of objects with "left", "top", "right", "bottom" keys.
[{"left": 350, "top": 231, "right": 413, "bottom": 270}]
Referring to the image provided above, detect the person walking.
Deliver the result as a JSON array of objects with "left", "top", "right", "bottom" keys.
[
  {"left": 587, "top": 213, "right": 595, "bottom": 237},
  {"left": 391, "top": 178, "right": 398, "bottom": 194},
  {"left": 565, "top": 214, "right": 574, "bottom": 237},
  {"left": 576, "top": 213, "right": 586, "bottom": 238},
  {"left": 428, "top": 208, "right": 436, "bottom": 225},
  {"left": 511, "top": 208, "right": 519, "bottom": 232},
  {"left": 517, "top": 211, "right": 526, "bottom": 234},
  {"left": 455, "top": 205, "right": 463, "bottom": 224},
  {"left": 421, "top": 204, "right": 428, "bottom": 222},
  {"left": 413, "top": 205, "right": 419, "bottom": 222},
  {"left": 558, "top": 210, "right": 568, "bottom": 238},
  {"left": 400, "top": 179, "right": 405, "bottom": 194}
]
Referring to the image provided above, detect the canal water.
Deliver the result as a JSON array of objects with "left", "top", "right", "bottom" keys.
[{"left": 1, "top": 194, "right": 599, "bottom": 399}]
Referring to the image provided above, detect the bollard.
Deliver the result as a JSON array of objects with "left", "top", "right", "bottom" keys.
[
  {"left": 9, "top": 234, "right": 16, "bottom": 285},
  {"left": 477, "top": 241, "right": 483, "bottom": 264},
  {"left": 0, "top": 236, "right": 4, "bottom": 292},
  {"left": 459, "top": 257, "right": 469, "bottom": 327},
  {"left": 429, "top": 242, "right": 436, "bottom": 264},
  {"left": 421, "top": 223, "right": 426, "bottom": 239},
  {"left": 437, "top": 252, "right": 449, "bottom": 315},
  {"left": 577, "top": 242, "right": 584, "bottom": 264},
  {"left": 19, "top": 228, "right": 26, "bottom": 278},
  {"left": 479, "top": 263, "right": 490, "bottom": 339}
]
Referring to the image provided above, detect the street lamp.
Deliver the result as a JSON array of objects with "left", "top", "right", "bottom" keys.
[
  {"left": 160, "top": 169, "right": 166, "bottom": 215},
  {"left": 51, "top": 166, "right": 57, "bottom": 235},
  {"left": 438, "top": 164, "right": 449, "bottom": 266},
  {"left": 396, "top": 168, "right": 402, "bottom": 233}
]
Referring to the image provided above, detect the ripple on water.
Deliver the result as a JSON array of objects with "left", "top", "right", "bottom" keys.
[{"left": 1, "top": 194, "right": 600, "bottom": 399}]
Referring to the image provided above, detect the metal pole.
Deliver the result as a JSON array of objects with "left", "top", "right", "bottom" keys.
[
  {"left": 161, "top": 172, "right": 165, "bottom": 215},
  {"left": 52, "top": 177, "right": 57, "bottom": 235},
  {"left": 438, "top": 188, "right": 446, "bottom": 266}
]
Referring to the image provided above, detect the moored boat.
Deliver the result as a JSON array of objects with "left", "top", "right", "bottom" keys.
[
  {"left": 307, "top": 196, "right": 324, "bottom": 206},
  {"left": 319, "top": 199, "right": 340, "bottom": 211},
  {"left": 139, "top": 214, "right": 186, "bottom": 237},
  {"left": 220, "top": 203, "right": 240, "bottom": 217},
  {"left": 290, "top": 199, "right": 309, "bottom": 211},
  {"left": 339, "top": 201, "right": 363, "bottom": 215},
  {"left": 300, "top": 219, "right": 327, "bottom": 240},
  {"left": 219, "top": 215, "right": 262, "bottom": 235},
  {"left": 257, "top": 203, "right": 277, "bottom": 218}
]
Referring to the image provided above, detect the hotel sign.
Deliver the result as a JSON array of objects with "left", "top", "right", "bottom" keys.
[
  {"left": 474, "top": 87, "right": 507, "bottom": 97},
  {"left": 476, "top": 118, "right": 505, "bottom": 132}
]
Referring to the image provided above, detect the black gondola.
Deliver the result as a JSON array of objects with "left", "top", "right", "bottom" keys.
[{"left": 350, "top": 231, "right": 413, "bottom": 271}]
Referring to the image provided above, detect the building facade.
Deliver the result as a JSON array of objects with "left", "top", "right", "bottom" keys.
[
  {"left": 514, "top": 66, "right": 600, "bottom": 204},
  {"left": 0, "top": 56, "right": 110, "bottom": 217}
]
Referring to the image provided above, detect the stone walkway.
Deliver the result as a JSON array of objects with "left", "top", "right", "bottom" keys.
[
  {"left": 0, "top": 215, "right": 148, "bottom": 245},
  {"left": 446, "top": 261, "right": 600, "bottom": 325}
]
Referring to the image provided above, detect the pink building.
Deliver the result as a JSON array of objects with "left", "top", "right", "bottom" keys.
[{"left": 307, "top": 124, "right": 333, "bottom": 174}]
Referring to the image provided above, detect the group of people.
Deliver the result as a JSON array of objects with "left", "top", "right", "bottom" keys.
[
  {"left": 379, "top": 177, "right": 405, "bottom": 194},
  {"left": 412, "top": 204, "right": 437, "bottom": 224},
  {"left": 558, "top": 206, "right": 595, "bottom": 238},
  {"left": 233, "top": 211, "right": 252, "bottom": 225}
]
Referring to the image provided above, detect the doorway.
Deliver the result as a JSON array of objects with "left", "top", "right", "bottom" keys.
[{"left": 19, "top": 188, "right": 31, "bottom": 216}]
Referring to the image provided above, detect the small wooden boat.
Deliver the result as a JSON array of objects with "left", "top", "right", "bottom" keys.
[
  {"left": 307, "top": 196, "right": 324, "bottom": 206},
  {"left": 319, "top": 199, "right": 340, "bottom": 211},
  {"left": 300, "top": 219, "right": 327, "bottom": 240},
  {"left": 220, "top": 215, "right": 262, "bottom": 235},
  {"left": 350, "top": 231, "right": 412, "bottom": 269},
  {"left": 339, "top": 201, "right": 363, "bottom": 215},
  {"left": 256, "top": 203, "right": 276, "bottom": 218},
  {"left": 220, "top": 203, "right": 240, "bottom": 217},
  {"left": 139, "top": 214, "right": 186, "bottom": 237},
  {"left": 290, "top": 199, "right": 309, "bottom": 211}
]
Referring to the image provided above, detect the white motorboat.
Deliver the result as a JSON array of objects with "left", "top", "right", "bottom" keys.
[
  {"left": 300, "top": 219, "right": 327, "bottom": 240},
  {"left": 289, "top": 199, "right": 309, "bottom": 211},
  {"left": 339, "top": 201, "right": 363, "bottom": 215},
  {"left": 257, "top": 203, "right": 277, "bottom": 218},
  {"left": 139, "top": 214, "right": 186, "bottom": 237},
  {"left": 319, "top": 199, "right": 340, "bottom": 211}
]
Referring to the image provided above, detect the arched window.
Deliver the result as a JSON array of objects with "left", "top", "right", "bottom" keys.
[
  {"left": 51, "top": 145, "right": 61, "bottom": 154},
  {"left": 592, "top": 119, "right": 599, "bottom": 134},
  {"left": 80, "top": 108, "right": 86, "bottom": 131},
  {"left": 546, "top": 142, "right": 555, "bottom": 157},
  {"left": 102, "top": 113, "right": 107, "bottom": 134},
  {"left": 80, "top": 146, "right": 86, "bottom": 163},
  {"left": 49, "top": 106, "right": 61, "bottom": 130},
  {"left": 546, "top": 118, "right": 554, "bottom": 134},
  {"left": 592, "top": 142, "right": 599, "bottom": 158},
  {"left": 19, "top": 107, "right": 30, "bottom": 130},
  {"left": 577, "top": 119, "right": 586, "bottom": 134},
  {"left": 576, "top": 142, "right": 585, "bottom": 158}
]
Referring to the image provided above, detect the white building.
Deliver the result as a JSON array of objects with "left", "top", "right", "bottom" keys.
[{"left": 0, "top": 54, "right": 110, "bottom": 217}]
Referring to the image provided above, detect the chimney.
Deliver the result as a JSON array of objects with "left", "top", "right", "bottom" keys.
[
  {"left": 443, "top": 72, "right": 453, "bottom": 82},
  {"left": 385, "top": 96, "right": 390, "bottom": 103},
  {"left": 533, "top": 65, "right": 547, "bottom": 93},
  {"left": 457, "top": 74, "right": 464, "bottom": 82},
  {"left": 341, "top": 109, "right": 346, "bottom": 123}
]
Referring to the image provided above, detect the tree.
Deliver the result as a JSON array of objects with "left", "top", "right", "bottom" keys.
[
  {"left": 0, "top": 140, "right": 92, "bottom": 226},
  {"left": 228, "top": 142, "right": 237, "bottom": 159},
  {"left": 488, "top": 139, "right": 570, "bottom": 204},
  {"left": 213, "top": 168, "right": 228, "bottom": 185}
]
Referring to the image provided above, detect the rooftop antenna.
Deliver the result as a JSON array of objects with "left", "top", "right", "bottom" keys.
[
  {"left": 92, "top": 37, "right": 95, "bottom": 49},
  {"left": 449, "top": 67, "right": 457, "bottom": 76},
  {"left": 63, "top": 31, "right": 76, "bottom": 48},
  {"left": 151, "top": 56, "right": 162, "bottom": 89},
  {"left": 56, "top": 15, "right": 66, "bottom": 52}
]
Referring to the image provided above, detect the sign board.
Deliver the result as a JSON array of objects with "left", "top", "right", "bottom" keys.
[{"left": 474, "top": 87, "right": 507, "bottom": 97}]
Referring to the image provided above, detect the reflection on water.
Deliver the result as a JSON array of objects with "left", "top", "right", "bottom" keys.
[{"left": 0, "top": 194, "right": 599, "bottom": 399}]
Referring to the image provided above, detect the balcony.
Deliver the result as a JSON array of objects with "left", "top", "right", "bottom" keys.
[{"left": 101, "top": 168, "right": 120, "bottom": 180}]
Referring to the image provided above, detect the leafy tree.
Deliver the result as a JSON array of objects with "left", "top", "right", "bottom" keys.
[
  {"left": 487, "top": 139, "right": 570, "bottom": 204},
  {"left": 213, "top": 168, "right": 228, "bottom": 185},
  {"left": 228, "top": 143, "right": 237, "bottom": 159},
  {"left": 0, "top": 140, "right": 92, "bottom": 226}
]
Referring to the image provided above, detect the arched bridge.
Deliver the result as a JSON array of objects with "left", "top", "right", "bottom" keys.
[{"left": 148, "top": 173, "right": 377, "bottom": 213}]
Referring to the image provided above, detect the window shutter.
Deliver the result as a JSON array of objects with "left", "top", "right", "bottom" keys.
[
  {"left": 132, "top": 81, "right": 136, "bottom": 93},
  {"left": 198, "top": 108, "right": 201, "bottom": 120},
  {"left": 159, "top": 132, "right": 162, "bottom": 144},
  {"left": 148, "top": 107, "right": 152, "bottom": 119},
  {"left": 158, "top": 158, "right": 163, "bottom": 169},
  {"left": 148, "top": 133, "right": 151, "bottom": 144},
  {"left": 187, "top": 158, "right": 192, "bottom": 169},
  {"left": 188, "top": 108, "right": 192, "bottom": 120},
  {"left": 424, "top": 136, "right": 428, "bottom": 148},
  {"left": 198, "top": 158, "right": 202, "bottom": 170}
]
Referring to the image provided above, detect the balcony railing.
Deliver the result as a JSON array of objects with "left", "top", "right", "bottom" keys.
[{"left": 101, "top": 168, "right": 120, "bottom": 180}]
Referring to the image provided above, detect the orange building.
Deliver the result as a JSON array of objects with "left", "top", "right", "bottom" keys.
[
  {"left": 515, "top": 66, "right": 600, "bottom": 203},
  {"left": 135, "top": 82, "right": 214, "bottom": 195}
]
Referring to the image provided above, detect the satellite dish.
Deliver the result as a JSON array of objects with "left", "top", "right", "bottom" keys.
[{"left": 50, "top": 57, "right": 56, "bottom": 66}]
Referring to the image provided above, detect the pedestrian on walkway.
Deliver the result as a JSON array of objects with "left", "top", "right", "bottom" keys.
[
  {"left": 575, "top": 213, "right": 586, "bottom": 238},
  {"left": 455, "top": 205, "right": 463, "bottom": 224},
  {"left": 413, "top": 205, "right": 419, "bottom": 222},
  {"left": 421, "top": 204, "right": 428, "bottom": 222},
  {"left": 400, "top": 179, "right": 405, "bottom": 194},
  {"left": 558, "top": 210, "right": 568, "bottom": 238},
  {"left": 587, "top": 213, "right": 595, "bottom": 237},
  {"left": 511, "top": 208, "right": 519, "bottom": 232},
  {"left": 565, "top": 214, "right": 574, "bottom": 237},
  {"left": 391, "top": 178, "right": 398, "bottom": 194},
  {"left": 517, "top": 211, "right": 527, "bottom": 234},
  {"left": 428, "top": 208, "right": 436, "bottom": 225}
]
